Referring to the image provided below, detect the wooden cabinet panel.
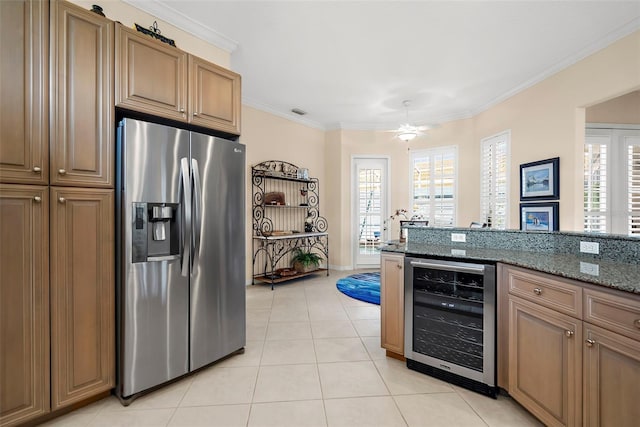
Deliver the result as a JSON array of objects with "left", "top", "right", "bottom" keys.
[
  {"left": 506, "top": 265, "right": 582, "bottom": 318},
  {"left": 584, "top": 288, "right": 640, "bottom": 342},
  {"left": 583, "top": 323, "right": 640, "bottom": 427},
  {"left": 50, "top": 0, "right": 114, "bottom": 188},
  {"left": 115, "top": 24, "right": 188, "bottom": 121},
  {"left": 50, "top": 187, "right": 114, "bottom": 410},
  {"left": 509, "top": 296, "right": 582, "bottom": 427},
  {"left": 0, "top": 0, "right": 49, "bottom": 185},
  {"left": 0, "top": 185, "right": 49, "bottom": 425},
  {"left": 189, "top": 55, "right": 241, "bottom": 135},
  {"left": 381, "top": 253, "right": 404, "bottom": 356}
]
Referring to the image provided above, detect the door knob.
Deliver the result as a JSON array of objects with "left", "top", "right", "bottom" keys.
[
  {"left": 58, "top": 169, "right": 66, "bottom": 175},
  {"left": 32, "top": 166, "right": 41, "bottom": 173}
]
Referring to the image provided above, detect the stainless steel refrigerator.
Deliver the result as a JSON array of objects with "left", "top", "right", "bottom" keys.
[{"left": 115, "top": 118, "right": 246, "bottom": 402}]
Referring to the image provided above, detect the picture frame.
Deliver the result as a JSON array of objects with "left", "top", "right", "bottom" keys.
[
  {"left": 520, "top": 157, "right": 559, "bottom": 200},
  {"left": 520, "top": 202, "right": 559, "bottom": 232}
]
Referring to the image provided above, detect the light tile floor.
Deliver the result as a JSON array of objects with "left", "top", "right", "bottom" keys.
[{"left": 44, "top": 270, "right": 543, "bottom": 427}]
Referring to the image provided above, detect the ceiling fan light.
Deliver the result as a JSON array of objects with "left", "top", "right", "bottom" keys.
[{"left": 397, "top": 131, "right": 417, "bottom": 141}]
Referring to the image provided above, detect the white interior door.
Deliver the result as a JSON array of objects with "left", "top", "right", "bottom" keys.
[{"left": 352, "top": 157, "right": 388, "bottom": 267}]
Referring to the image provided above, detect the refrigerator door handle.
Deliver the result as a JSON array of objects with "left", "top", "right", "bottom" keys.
[
  {"left": 180, "top": 157, "right": 191, "bottom": 277},
  {"left": 191, "top": 158, "right": 202, "bottom": 267}
]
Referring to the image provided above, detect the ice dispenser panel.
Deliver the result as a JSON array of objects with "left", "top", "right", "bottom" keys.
[{"left": 132, "top": 202, "right": 180, "bottom": 262}]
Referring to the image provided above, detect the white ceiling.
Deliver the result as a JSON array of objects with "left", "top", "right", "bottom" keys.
[{"left": 126, "top": 1, "right": 640, "bottom": 131}]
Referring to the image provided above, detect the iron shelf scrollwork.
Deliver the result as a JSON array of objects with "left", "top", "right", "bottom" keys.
[{"left": 252, "top": 161, "right": 329, "bottom": 289}]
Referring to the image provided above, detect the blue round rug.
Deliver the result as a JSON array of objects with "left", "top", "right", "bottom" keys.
[{"left": 336, "top": 272, "right": 380, "bottom": 305}]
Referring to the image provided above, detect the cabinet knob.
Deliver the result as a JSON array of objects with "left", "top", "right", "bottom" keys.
[
  {"left": 32, "top": 166, "right": 41, "bottom": 173},
  {"left": 58, "top": 168, "right": 66, "bottom": 175},
  {"left": 58, "top": 197, "right": 66, "bottom": 203},
  {"left": 565, "top": 330, "right": 574, "bottom": 338},
  {"left": 396, "top": 264, "right": 402, "bottom": 269},
  {"left": 585, "top": 339, "right": 596, "bottom": 347},
  {"left": 533, "top": 288, "right": 542, "bottom": 296},
  {"left": 33, "top": 196, "right": 42, "bottom": 202},
  {"left": 193, "top": 112, "right": 198, "bottom": 116},
  {"left": 179, "top": 108, "right": 185, "bottom": 113},
  {"left": 634, "top": 319, "right": 640, "bottom": 329}
]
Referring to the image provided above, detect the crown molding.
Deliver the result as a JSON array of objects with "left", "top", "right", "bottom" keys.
[
  {"left": 123, "top": 0, "right": 238, "bottom": 53},
  {"left": 471, "top": 17, "right": 640, "bottom": 117},
  {"left": 242, "top": 97, "right": 327, "bottom": 131}
]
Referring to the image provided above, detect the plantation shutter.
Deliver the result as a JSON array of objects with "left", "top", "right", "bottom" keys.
[
  {"left": 627, "top": 141, "right": 640, "bottom": 235},
  {"left": 584, "top": 139, "right": 608, "bottom": 233},
  {"left": 411, "top": 147, "right": 457, "bottom": 227},
  {"left": 480, "top": 132, "right": 509, "bottom": 229}
]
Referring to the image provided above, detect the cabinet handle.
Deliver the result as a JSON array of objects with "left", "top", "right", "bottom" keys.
[
  {"left": 58, "top": 168, "right": 66, "bottom": 175},
  {"left": 565, "top": 330, "right": 574, "bottom": 338},
  {"left": 32, "top": 166, "right": 41, "bottom": 173},
  {"left": 585, "top": 339, "right": 596, "bottom": 347},
  {"left": 58, "top": 197, "right": 66, "bottom": 203},
  {"left": 533, "top": 288, "right": 542, "bottom": 296},
  {"left": 33, "top": 196, "right": 42, "bottom": 202},
  {"left": 634, "top": 319, "right": 640, "bottom": 329}
]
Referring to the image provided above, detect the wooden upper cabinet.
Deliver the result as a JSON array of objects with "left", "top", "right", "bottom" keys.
[
  {"left": 189, "top": 55, "right": 241, "bottom": 135},
  {"left": 50, "top": 0, "right": 114, "bottom": 188},
  {"left": 380, "top": 253, "right": 405, "bottom": 356},
  {"left": 115, "top": 24, "right": 241, "bottom": 135},
  {"left": 0, "top": 0, "right": 49, "bottom": 185},
  {"left": 115, "top": 24, "right": 188, "bottom": 121},
  {"left": 50, "top": 187, "right": 114, "bottom": 410},
  {"left": 0, "top": 184, "right": 50, "bottom": 426}
]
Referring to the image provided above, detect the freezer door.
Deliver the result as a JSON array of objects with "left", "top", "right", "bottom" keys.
[
  {"left": 190, "top": 133, "right": 246, "bottom": 370},
  {"left": 118, "top": 119, "right": 190, "bottom": 398}
]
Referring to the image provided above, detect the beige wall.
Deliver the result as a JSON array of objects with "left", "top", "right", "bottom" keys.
[
  {"left": 586, "top": 90, "right": 640, "bottom": 124},
  {"left": 68, "top": 0, "right": 230, "bottom": 67}
]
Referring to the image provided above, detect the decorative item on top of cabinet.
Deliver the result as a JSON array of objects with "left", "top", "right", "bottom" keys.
[
  {"left": 0, "top": 0, "right": 49, "bottom": 185},
  {"left": 252, "top": 160, "right": 328, "bottom": 289},
  {"left": 0, "top": 185, "right": 50, "bottom": 426},
  {"left": 50, "top": 0, "right": 114, "bottom": 188},
  {"left": 49, "top": 187, "right": 114, "bottom": 410},
  {"left": 380, "top": 253, "right": 404, "bottom": 359}
]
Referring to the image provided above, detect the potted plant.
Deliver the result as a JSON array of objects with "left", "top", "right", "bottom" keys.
[{"left": 291, "top": 248, "right": 322, "bottom": 273}]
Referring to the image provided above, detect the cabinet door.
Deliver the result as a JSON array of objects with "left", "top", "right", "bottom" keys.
[
  {"left": 50, "top": 187, "right": 114, "bottom": 410},
  {"left": 509, "top": 296, "right": 582, "bottom": 427},
  {"left": 115, "top": 24, "right": 188, "bottom": 121},
  {"left": 583, "top": 323, "right": 640, "bottom": 427},
  {"left": 0, "top": 0, "right": 48, "bottom": 185},
  {"left": 189, "top": 55, "right": 241, "bottom": 135},
  {"left": 0, "top": 184, "right": 49, "bottom": 425},
  {"left": 381, "top": 253, "right": 404, "bottom": 356},
  {"left": 50, "top": 0, "right": 114, "bottom": 188}
]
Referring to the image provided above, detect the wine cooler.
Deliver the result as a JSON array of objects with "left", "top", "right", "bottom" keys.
[{"left": 404, "top": 257, "right": 497, "bottom": 397}]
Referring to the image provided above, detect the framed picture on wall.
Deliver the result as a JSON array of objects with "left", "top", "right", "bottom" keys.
[
  {"left": 520, "top": 202, "right": 559, "bottom": 232},
  {"left": 520, "top": 157, "right": 559, "bottom": 200}
]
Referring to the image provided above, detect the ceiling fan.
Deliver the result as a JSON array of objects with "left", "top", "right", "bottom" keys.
[{"left": 393, "top": 100, "right": 431, "bottom": 142}]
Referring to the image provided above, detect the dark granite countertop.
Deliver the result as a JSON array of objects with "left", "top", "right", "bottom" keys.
[{"left": 382, "top": 241, "right": 640, "bottom": 294}]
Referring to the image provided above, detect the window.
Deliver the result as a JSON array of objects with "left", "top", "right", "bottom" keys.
[
  {"left": 584, "top": 127, "right": 640, "bottom": 235},
  {"left": 410, "top": 147, "right": 457, "bottom": 227},
  {"left": 480, "top": 131, "right": 510, "bottom": 229}
]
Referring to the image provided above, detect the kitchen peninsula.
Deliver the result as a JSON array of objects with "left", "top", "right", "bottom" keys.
[{"left": 382, "top": 227, "right": 639, "bottom": 427}]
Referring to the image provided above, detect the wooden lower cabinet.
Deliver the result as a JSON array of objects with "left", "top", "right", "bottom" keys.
[
  {"left": 0, "top": 185, "right": 50, "bottom": 426},
  {"left": 508, "top": 295, "right": 582, "bottom": 427},
  {"left": 49, "top": 187, "right": 114, "bottom": 410},
  {"left": 381, "top": 253, "right": 404, "bottom": 356},
  {"left": 583, "top": 323, "right": 640, "bottom": 427}
]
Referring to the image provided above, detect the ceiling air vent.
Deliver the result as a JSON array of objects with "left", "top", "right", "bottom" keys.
[{"left": 291, "top": 108, "right": 307, "bottom": 116}]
